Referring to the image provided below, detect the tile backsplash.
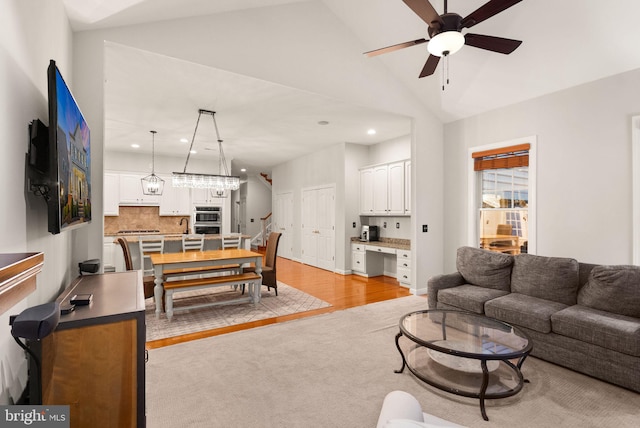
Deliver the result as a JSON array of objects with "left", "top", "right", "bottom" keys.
[{"left": 104, "top": 206, "right": 190, "bottom": 234}]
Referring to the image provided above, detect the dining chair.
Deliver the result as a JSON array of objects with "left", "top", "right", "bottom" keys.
[
  {"left": 243, "top": 232, "right": 282, "bottom": 296},
  {"left": 182, "top": 234, "right": 205, "bottom": 252},
  {"left": 115, "top": 237, "right": 155, "bottom": 299},
  {"left": 221, "top": 233, "right": 242, "bottom": 249},
  {"left": 139, "top": 235, "right": 165, "bottom": 276}
]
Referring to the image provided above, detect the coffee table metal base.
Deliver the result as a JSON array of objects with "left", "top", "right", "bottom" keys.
[{"left": 394, "top": 310, "right": 532, "bottom": 421}]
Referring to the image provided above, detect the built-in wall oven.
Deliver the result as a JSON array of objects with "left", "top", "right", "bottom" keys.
[{"left": 193, "top": 206, "right": 222, "bottom": 234}]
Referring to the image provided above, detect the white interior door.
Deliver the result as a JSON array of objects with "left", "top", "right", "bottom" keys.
[
  {"left": 302, "top": 189, "right": 318, "bottom": 266},
  {"left": 302, "top": 185, "right": 335, "bottom": 271},
  {"left": 274, "top": 192, "right": 293, "bottom": 259}
]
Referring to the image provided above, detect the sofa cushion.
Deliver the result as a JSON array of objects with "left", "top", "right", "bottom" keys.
[
  {"left": 484, "top": 293, "right": 568, "bottom": 333},
  {"left": 511, "top": 253, "right": 579, "bottom": 306},
  {"left": 551, "top": 305, "right": 640, "bottom": 357},
  {"left": 438, "top": 285, "right": 509, "bottom": 314},
  {"left": 577, "top": 265, "right": 640, "bottom": 318},
  {"left": 456, "top": 246, "right": 513, "bottom": 291}
]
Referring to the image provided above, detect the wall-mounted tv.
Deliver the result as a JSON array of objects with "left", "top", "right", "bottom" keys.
[{"left": 27, "top": 60, "right": 92, "bottom": 234}]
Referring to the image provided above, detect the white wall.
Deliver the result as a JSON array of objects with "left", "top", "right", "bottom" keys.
[
  {"left": 0, "top": 0, "right": 81, "bottom": 405},
  {"left": 72, "top": 1, "right": 444, "bottom": 293},
  {"left": 245, "top": 175, "right": 273, "bottom": 239},
  {"left": 443, "top": 68, "right": 640, "bottom": 272}
]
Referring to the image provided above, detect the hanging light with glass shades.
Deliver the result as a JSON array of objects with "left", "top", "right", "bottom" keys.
[
  {"left": 141, "top": 130, "right": 165, "bottom": 195},
  {"left": 172, "top": 109, "right": 240, "bottom": 196}
]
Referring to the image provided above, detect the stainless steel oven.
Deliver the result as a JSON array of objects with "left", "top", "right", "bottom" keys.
[{"left": 193, "top": 206, "right": 222, "bottom": 235}]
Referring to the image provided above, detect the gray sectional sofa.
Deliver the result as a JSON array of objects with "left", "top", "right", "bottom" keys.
[{"left": 427, "top": 246, "right": 640, "bottom": 392}]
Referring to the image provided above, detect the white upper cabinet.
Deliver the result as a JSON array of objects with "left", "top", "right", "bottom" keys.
[
  {"left": 191, "top": 188, "right": 225, "bottom": 205},
  {"left": 118, "top": 173, "right": 161, "bottom": 205},
  {"left": 387, "top": 161, "right": 405, "bottom": 215},
  {"left": 372, "top": 165, "right": 389, "bottom": 214},
  {"left": 360, "top": 168, "right": 374, "bottom": 214},
  {"left": 159, "top": 175, "right": 190, "bottom": 216},
  {"left": 104, "top": 172, "right": 120, "bottom": 215},
  {"left": 404, "top": 160, "right": 411, "bottom": 215},
  {"left": 359, "top": 159, "right": 410, "bottom": 216}
]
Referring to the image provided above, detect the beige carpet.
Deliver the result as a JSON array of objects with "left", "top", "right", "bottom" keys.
[
  {"left": 146, "top": 296, "right": 640, "bottom": 427},
  {"left": 145, "top": 282, "right": 331, "bottom": 341}
]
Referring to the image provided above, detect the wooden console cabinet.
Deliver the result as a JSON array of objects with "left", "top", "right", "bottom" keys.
[{"left": 39, "top": 271, "right": 146, "bottom": 427}]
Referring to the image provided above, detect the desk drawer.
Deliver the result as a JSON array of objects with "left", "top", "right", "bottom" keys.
[
  {"left": 397, "top": 267, "right": 411, "bottom": 285},
  {"left": 367, "top": 245, "right": 396, "bottom": 255}
]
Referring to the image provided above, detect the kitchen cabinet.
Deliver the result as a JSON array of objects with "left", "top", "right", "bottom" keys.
[
  {"left": 404, "top": 160, "right": 411, "bottom": 215},
  {"left": 360, "top": 160, "right": 410, "bottom": 216},
  {"left": 387, "top": 161, "right": 405, "bottom": 215},
  {"left": 351, "top": 242, "right": 366, "bottom": 273},
  {"left": 159, "top": 175, "right": 190, "bottom": 215},
  {"left": 359, "top": 168, "right": 374, "bottom": 214},
  {"left": 119, "top": 173, "right": 161, "bottom": 205},
  {"left": 396, "top": 249, "right": 411, "bottom": 286},
  {"left": 372, "top": 165, "right": 389, "bottom": 214},
  {"left": 191, "top": 188, "right": 225, "bottom": 205},
  {"left": 104, "top": 172, "right": 120, "bottom": 215}
]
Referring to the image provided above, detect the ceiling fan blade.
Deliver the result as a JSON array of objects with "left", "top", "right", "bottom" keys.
[
  {"left": 402, "top": 0, "right": 444, "bottom": 30},
  {"left": 464, "top": 33, "right": 522, "bottom": 54},
  {"left": 461, "top": 0, "right": 523, "bottom": 29},
  {"left": 364, "top": 38, "right": 428, "bottom": 57},
  {"left": 419, "top": 55, "right": 440, "bottom": 78}
]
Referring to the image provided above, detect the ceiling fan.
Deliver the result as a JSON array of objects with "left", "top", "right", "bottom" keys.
[{"left": 365, "top": 0, "right": 523, "bottom": 78}]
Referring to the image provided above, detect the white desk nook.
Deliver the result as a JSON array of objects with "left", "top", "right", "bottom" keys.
[{"left": 351, "top": 238, "right": 411, "bottom": 287}]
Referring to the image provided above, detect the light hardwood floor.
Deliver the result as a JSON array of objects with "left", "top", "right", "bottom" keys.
[{"left": 147, "top": 256, "right": 415, "bottom": 349}]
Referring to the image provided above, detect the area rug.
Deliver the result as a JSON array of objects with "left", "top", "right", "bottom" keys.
[
  {"left": 145, "top": 296, "right": 640, "bottom": 427},
  {"left": 145, "top": 282, "right": 331, "bottom": 341}
]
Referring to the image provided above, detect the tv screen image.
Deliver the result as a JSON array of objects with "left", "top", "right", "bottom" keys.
[{"left": 47, "top": 60, "right": 91, "bottom": 234}]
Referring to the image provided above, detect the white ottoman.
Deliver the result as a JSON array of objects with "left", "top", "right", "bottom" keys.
[{"left": 376, "top": 391, "right": 466, "bottom": 428}]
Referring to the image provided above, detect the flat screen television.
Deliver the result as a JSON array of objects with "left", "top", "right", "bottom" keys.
[{"left": 42, "top": 59, "right": 92, "bottom": 234}]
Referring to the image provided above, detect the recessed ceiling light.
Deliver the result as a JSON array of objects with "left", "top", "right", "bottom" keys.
[
  {"left": 131, "top": 144, "right": 140, "bottom": 148},
  {"left": 190, "top": 150, "right": 197, "bottom": 154},
  {"left": 367, "top": 129, "right": 376, "bottom": 135},
  {"left": 318, "top": 120, "right": 329, "bottom": 126},
  {"left": 240, "top": 168, "right": 247, "bottom": 172},
  {"left": 180, "top": 138, "right": 189, "bottom": 143}
]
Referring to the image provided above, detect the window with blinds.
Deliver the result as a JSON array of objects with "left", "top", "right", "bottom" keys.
[{"left": 473, "top": 143, "right": 530, "bottom": 254}]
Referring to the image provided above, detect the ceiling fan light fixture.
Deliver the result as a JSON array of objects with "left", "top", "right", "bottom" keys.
[{"left": 427, "top": 31, "right": 465, "bottom": 57}]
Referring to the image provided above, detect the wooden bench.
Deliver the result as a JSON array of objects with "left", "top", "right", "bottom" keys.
[
  {"left": 163, "top": 264, "right": 241, "bottom": 279},
  {"left": 163, "top": 272, "right": 262, "bottom": 321}
]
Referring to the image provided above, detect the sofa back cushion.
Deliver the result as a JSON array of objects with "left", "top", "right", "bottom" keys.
[
  {"left": 578, "top": 265, "right": 640, "bottom": 318},
  {"left": 456, "top": 246, "right": 513, "bottom": 291},
  {"left": 511, "top": 253, "right": 579, "bottom": 305}
]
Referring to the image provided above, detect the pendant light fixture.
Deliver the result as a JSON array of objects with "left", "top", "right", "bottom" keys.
[
  {"left": 172, "top": 109, "right": 240, "bottom": 194},
  {"left": 141, "top": 130, "right": 165, "bottom": 195}
]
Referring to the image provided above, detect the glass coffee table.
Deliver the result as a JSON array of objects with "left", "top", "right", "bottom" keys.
[{"left": 395, "top": 310, "right": 532, "bottom": 421}]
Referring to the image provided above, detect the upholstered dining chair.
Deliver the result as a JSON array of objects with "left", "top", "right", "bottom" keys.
[
  {"left": 243, "top": 232, "right": 282, "bottom": 296},
  {"left": 182, "top": 234, "right": 205, "bottom": 252},
  {"left": 139, "top": 235, "right": 164, "bottom": 275},
  {"left": 116, "top": 237, "right": 155, "bottom": 299},
  {"left": 491, "top": 224, "right": 520, "bottom": 254}
]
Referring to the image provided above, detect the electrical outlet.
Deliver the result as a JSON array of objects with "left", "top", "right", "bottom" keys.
[
  {"left": 353, "top": 222, "right": 356, "bottom": 228},
  {"left": 383, "top": 221, "right": 387, "bottom": 228},
  {"left": 396, "top": 222, "right": 400, "bottom": 229},
  {"left": 422, "top": 224, "right": 428, "bottom": 232}
]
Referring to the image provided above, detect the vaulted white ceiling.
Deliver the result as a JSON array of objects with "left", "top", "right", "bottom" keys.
[{"left": 65, "top": 0, "right": 640, "bottom": 174}]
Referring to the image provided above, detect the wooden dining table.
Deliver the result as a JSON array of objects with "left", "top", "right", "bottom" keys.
[{"left": 149, "top": 248, "right": 263, "bottom": 318}]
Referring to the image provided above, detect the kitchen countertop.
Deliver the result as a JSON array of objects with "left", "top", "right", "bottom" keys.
[
  {"left": 350, "top": 237, "right": 410, "bottom": 251},
  {"left": 105, "top": 233, "right": 251, "bottom": 242}
]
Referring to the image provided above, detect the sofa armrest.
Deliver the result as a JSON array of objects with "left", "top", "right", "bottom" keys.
[{"left": 427, "top": 272, "right": 465, "bottom": 309}]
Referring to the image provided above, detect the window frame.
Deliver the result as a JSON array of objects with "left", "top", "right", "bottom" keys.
[{"left": 467, "top": 136, "right": 537, "bottom": 254}]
